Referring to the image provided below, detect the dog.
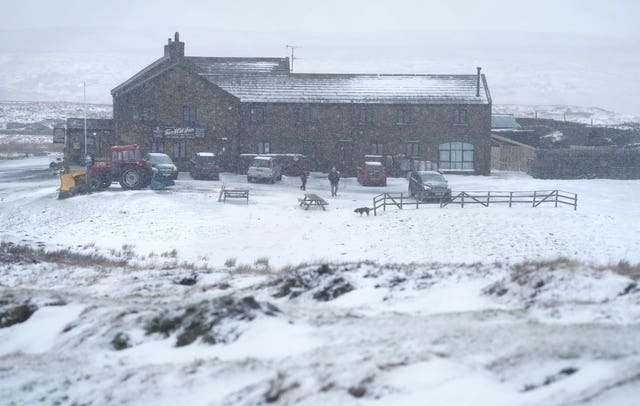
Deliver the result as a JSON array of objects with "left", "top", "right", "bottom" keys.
[{"left": 354, "top": 207, "right": 372, "bottom": 216}]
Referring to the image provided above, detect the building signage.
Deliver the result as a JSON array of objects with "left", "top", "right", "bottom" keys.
[{"left": 152, "top": 126, "right": 205, "bottom": 139}]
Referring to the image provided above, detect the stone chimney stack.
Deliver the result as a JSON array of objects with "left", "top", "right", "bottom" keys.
[
  {"left": 476, "top": 67, "right": 482, "bottom": 97},
  {"left": 164, "top": 32, "right": 185, "bottom": 59}
]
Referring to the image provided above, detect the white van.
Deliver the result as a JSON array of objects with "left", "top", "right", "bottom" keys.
[{"left": 247, "top": 156, "right": 282, "bottom": 183}]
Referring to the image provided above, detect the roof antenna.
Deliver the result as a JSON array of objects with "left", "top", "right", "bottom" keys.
[{"left": 286, "top": 45, "right": 300, "bottom": 73}]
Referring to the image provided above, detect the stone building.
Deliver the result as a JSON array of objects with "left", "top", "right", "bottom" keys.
[{"left": 111, "top": 33, "right": 492, "bottom": 174}]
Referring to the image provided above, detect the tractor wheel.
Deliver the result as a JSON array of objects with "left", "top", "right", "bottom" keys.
[{"left": 119, "top": 167, "right": 144, "bottom": 190}]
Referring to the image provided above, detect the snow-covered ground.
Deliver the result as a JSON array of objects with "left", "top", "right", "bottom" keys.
[
  {"left": 1, "top": 155, "right": 639, "bottom": 268},
  {"left": 0, "top": 100, "right": 112, "bottom": 130},
  {"left": 1, "top": 156, "right": 639, "bottom": 405}
]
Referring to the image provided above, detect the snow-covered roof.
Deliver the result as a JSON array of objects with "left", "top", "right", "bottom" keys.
[
  {"left": 196, "top": 152, "right": 216, "bottom": 157},
  {"left": 187, "top": 57, "right": 290, "bottom": 75},
  {"left": 112, "top": 54, "right": 491, "bottom": 105},
  {"left": 364, "top": 161, "right": 383, "bottom": 166},
  {"left": 204, "top": 73, "right": 490, "bottom": 105}
]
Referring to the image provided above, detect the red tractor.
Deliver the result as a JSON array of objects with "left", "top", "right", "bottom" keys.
[{"left": 87, "top": 144, "right": 153, "bottom": 190}]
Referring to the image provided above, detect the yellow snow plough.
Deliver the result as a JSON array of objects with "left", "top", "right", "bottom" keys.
[{"left": 58, "top": 170, "right": 89, "bottom": 199}]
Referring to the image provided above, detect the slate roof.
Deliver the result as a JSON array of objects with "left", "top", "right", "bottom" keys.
[
  {"left": 112, "top": 54, "right": 491, "bottom": 105},
  {"left": 205, "top": 73, "right": 491, "bottom": 105},
  {"left": 187, "top": 57, "right": 290, "bottom": 75},
  {"left": 66, "top": 118, "right": 113, "bottom": 130}
]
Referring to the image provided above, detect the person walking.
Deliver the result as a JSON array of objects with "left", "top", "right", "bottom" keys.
[
  {"left": 328, "top": 166, "right": 340, "bottom": 196},
  {"left": 300, "top": 167, "right": 309, "bottom": 191}
]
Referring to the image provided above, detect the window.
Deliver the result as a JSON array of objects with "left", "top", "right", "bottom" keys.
[
  {"left": 358, "top": 108, "right": 373, "bottom": 126},
  {"left": 396, "top": 108, "right": 410, "bottom": 125},
  {"left": 151, "top": 140, "right": 164, "bottom": 153},
  {"left": 182, "top": 105, "right": 197, "bottom": 123},
  {"left": 250, "top": 106, "right": 264, "bottom": 124},
  {"left": 296, "top": 106, "right": 312, "bottom": 124},
  {"left": 173, "top": 140, "right": 187, "bottom": 159},
  {"left": 370, "top": 142, "right": 384, "bottom": 155},
  {"left": 337, "top": 140, "right": 354, "bottom": 165},
  {"left": 258, "top": 141, "right": 270, "bottom": 154},
  {"left": 406, "top": 141, "right": 420, "bottom": 157},
  {"left": 439, "top": 142, "right": 474, "bottom": 170},
  {"left": 453, "top": 109, "right": 468, "bottom": 125},
  {"left": 142, "top": 106, "right": 156, "bottom": 122}
]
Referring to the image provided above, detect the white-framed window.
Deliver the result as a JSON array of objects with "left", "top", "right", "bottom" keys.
[
  {"left": 453, "top": 109, "right": 468, "bottom": 125},
  {"left": 439, "top": 142, "right": 474, "bottom": 170},
  {"left": 173, "top": 140, "right": 187, "bottom": 159},
  {"left": 358, "top": 108, "right": 373, "bottom": 126},
  {"left": 258, "top": 141, "right": 270, "bottom": 154},
  {"left": 406, "top": 141, "right": 420, "bottom": 157},
  {"left": 182, "top": 105, "right": 197, "bottom": 123},
  {"left": 250, "top": 106, "right": 264, "bottom": 124},
  {"left": 396, "top": 108, "right": 410, "bottom": 125},
  {"left": 370, "top": 142, "right": 384, "bottom": 155},
  {"left": 151, "top": 140, "right": 164, "bottom": 153},
  {"left": 296, "top": 106, "right": 312, "bottom": 124},
  {"left": 142, "top": 106, "right": 156, "bottom": 122}
]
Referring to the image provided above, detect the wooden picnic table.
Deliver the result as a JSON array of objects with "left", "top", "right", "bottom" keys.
[
  {"left": 218, "top": 186, "right": 249, "bottom": 204},
  {"left": 298, "top": 193, "right": 329, "bottom": 210}
]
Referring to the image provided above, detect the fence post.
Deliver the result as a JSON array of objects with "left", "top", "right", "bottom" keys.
[
  {"left": 574, "top": 194, "right": 578, "bottom": 211},
  {"left": 383, "top": 194, "right": 387, "bottom": 212},
  {"left": 461, "top": 192, "right": 465, "bottom": 208},
  {"left": 509, "top": 192, "right": 513, "bottom": 208},
  {"left": 533, "top": 191, "right": 537, "bottom": 207},
  {"left": 555, "top": 190, "right": 558, "bottom": 208},
  {"left": 487, "top": 191, "right": 490, "bottom": 207},
  {"left": 400, "top": 193, "right": 403, "bottom": 209}
]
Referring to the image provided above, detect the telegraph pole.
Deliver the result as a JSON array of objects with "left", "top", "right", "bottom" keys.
[
  {"left": 83, "top": 81, "right": 87, "bottom": 158},
  {"left": 286, "top": 45, "right": 300, "bottom": 73}
]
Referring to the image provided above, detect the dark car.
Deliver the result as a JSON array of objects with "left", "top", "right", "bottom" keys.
[
  {"left": 190, "top": 152, "right": 220, "bottom": 180},
  {"left": 408, "top": 171, "right": 452, "bottom": 201},
  {"left": 145, "top": 153, "right": 178, "bottom": 180}
]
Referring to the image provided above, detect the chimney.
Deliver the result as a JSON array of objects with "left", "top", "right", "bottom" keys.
[
  {"left": 163, "top": 32, "right": 184, "bottom": 59},
  {"left": 476, "top": 67, "right": 482, "bottom": 97}
]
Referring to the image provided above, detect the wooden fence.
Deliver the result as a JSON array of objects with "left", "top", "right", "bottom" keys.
[{"left": 373, "top": 190, "right": 577, "bottom": 215}]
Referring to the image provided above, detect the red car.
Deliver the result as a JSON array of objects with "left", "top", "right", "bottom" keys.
[{"left": 357, "top": 161, "right": 387, "bottom": 186}]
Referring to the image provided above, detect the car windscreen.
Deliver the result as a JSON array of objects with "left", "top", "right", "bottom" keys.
[
  {"left": 149, "top": 155, "right": 173, "bottom": 164},
  {"left": 196, "top": 156, "right": 216, "bottom": 164},
  {"left": 253, "top": 159, "right": 270, "bottom": 168},
  {"left": 420, "top": 173, "right": 445, "bottom": 183}
]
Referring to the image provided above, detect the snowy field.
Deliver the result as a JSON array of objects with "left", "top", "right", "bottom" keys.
[
  {"left": 1, "top": 155, "right": 639, "bottom": 268},
  {"left": 1, "top": 155, "right": 640, "bottom": 405}
]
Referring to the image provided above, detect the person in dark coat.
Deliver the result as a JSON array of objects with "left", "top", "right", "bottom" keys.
[
  {"left": 300, "top": 167, "right": 309, "bottom": 191},
  {"left": 328, "top": 166, "right": 340, "bottom": 196}
]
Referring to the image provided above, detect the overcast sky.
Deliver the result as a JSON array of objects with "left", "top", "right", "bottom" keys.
[{"left": 1, "top": 0, "right": 639, "bottom": 114}]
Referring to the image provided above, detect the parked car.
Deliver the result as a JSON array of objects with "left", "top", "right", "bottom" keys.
[
  {"left": 357, "top": 161, "right": 387, "bottom": 186},
  {"left": 247, "top": 156, "right": 282, "bottom": 183},
  {"left": 145, "top": 153, "right": 178, "bottom": 180},
  {"left": 190, "top": 152, "right": 220, "bottom": 180},
  {"left": 408, "top": 171, "right": 452, "bottom": 201}
]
